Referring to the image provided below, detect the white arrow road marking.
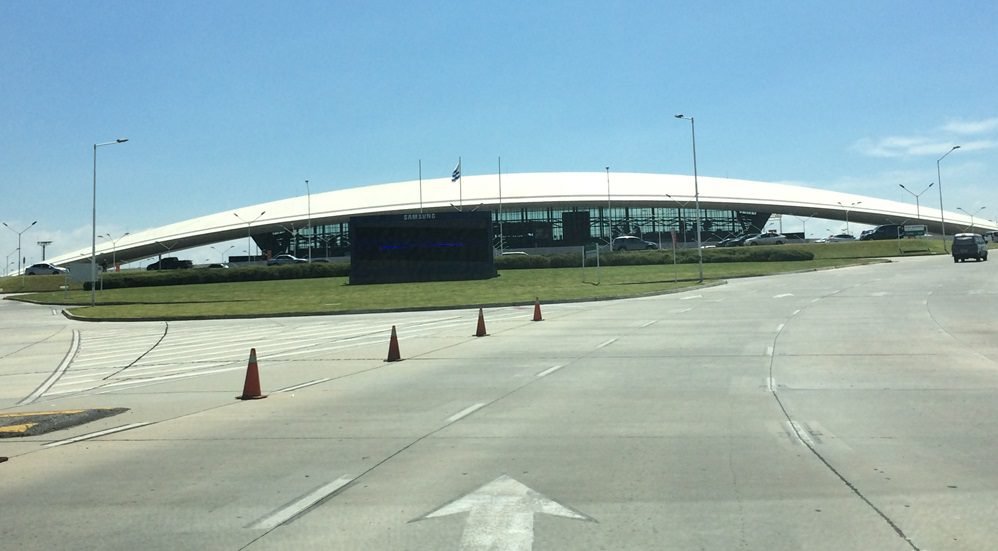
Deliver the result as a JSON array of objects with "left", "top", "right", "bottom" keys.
[{"left": 416, "top": 475, "right": 592, "bottom": 551}]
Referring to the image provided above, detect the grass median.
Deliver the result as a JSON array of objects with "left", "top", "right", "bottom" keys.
[
  {"left": 2, "top": 238, "right": 952, "bottom": 320},
  {"left": 8, "top": 256, "right": 889, "bottom": 320}
]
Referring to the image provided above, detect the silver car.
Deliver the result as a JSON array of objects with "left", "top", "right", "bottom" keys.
[
  {"left": 744, "top": 233, "right": 787, "bottom": 246},
  {"left": 25, "top": 263, "right": 69, "bottom": 275},
  {"left": 611, "top": 236, "right": 658, "bottom": 251}
]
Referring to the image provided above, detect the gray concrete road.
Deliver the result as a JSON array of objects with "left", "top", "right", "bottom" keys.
[{"left": 1, "top": 255, "right": 996, "bottom": 550}]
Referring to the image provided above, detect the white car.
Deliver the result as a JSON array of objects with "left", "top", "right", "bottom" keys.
[
  {"left": 744, "top": 233, "right": 787, "bottom": 246},
  {"left": 25, "top": 263, "right": 69, "bottom": 275}
]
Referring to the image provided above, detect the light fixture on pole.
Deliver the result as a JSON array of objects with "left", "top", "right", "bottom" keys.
[
  {"left": 305, "top": 179, "right": 312, "bottom": 263},
  {"left": 936, "top": 145, "right": 960, "bottom": 252},
  {"left": 957, "top": 206, "right": 986, "bottom": 232},
  {"left": 899, "top": 183, "right": 933, "bottom": 221},
  {"left": 234, "top": 210, "right": 266, "bottom": 265},
  {"left": 836, "top": 201, "right": 862, "bottom": 235},
  {"left": 605, "top": 166, "right": 612, "bottom": 241},
  {"left": 37, "top": 241, "right": 53, "bottom": 261},
  {"left": 674, "top": 114, "right": 704, "bottom": 283},
  {"left": 91, "top": 138, "right": 128, "bottom": 307},
  {"left": 211, "top": 245, "right": 234, "bottom": 263},
  {"left": 3, "top": 220, "right": 36, "bottom": 275},
  {"left": 99, "top": 232, "right": 130, "bottom": 271}
]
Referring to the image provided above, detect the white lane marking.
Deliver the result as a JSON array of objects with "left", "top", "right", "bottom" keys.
[
  {"left": 680, "top": 295, "right": 702, "bottom": 301},
  {"left": 871, "top": 291, "right": 888, "bottom": 297},
  {"left": 640, "top": 320, "right": 657, "bottom": 328},
  {"left": 766, "top": 377, "right": 775, "bottom": 392},
  {"left": 595, "top": 338, "right": 617, "bottom": 349},
  {"left": 789, "top": 421, "right": 815, "bottom": 447},
  {"left": 278, "top": 378, "right": 332, "bottom": 392},
  {"left": 774, "top": 293, "right": 793, "bottom": 298},
  {"left": 250, "top": 476, "right": 352, "bottom": 530},
  {"left": 792, "top": 309, "right": 801, "bottom": 316},
  {"left": 536, "top": 365, "right": 564, "bottom": 378},
  {"left": 447, "top": 403, "right": 486, "bottom": 424},
  {"left": 669, "top": 307, "right": 693, "bottom": 314},
  {"left": 19, "top": 330, "right": 80, "bottom": 405},
  {"left": 765, "top": 346, "right": 774, "bottom": 357},
  {"left": 43, "top": 422, "right": 151, "bottom": 448},
  {"left": 776, "top": 323, "right": 785, "bottom": 333},
  {"left": 810, "top": 298, "right": 820, "bottom": 304}
]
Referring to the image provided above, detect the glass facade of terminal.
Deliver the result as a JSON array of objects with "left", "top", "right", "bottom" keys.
[{"left": 255, "top": 205, "right": 772, "bottom": 258}]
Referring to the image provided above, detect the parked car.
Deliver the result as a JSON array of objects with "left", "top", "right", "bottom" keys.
[
  {"left": 147, "top": 257, "right": 193, "bottom": 270},
  {"left": 266, "top": 254, "right": 308, "bottom": 266},
  {"left": 744, "top": 233, "right": 787, "bottom": 246},
  {"left": 859, "top": 224, "right": 902, "bottom": 241},
  {"left": 25, "top": 263, "right": 69, "bottom": 275},
  {"left": 951, "top": 233, "right": 988, "bottom": 262},
  {"left": 826, "top": 233, "right": 856, "bottom": 242},
  {"left": 611, "top": 236, "right": 658, "bottom": 251}
]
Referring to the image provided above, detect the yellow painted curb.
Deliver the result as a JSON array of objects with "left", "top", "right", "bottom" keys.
[{"left": 0, "top": 423, "right": 37, "bottom": 434}]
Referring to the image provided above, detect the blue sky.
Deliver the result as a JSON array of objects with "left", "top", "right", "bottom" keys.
[{"left": 2, "top": 1, "right": 996, "bottom": 267}]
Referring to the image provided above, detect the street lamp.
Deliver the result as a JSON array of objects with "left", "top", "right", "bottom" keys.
[
  {"left": 837, "top": 201, "right": 862, "bottom": 235},
  {"left": 2, "top": 220, "right": 36, "bottom": 275},
  {"left": 899, "top": 183, "right": 934, "bottom": 221},
  {"left": 305, "top": 179, "right": 312, "bottom": 263},
  {"left": 211, "top": 245, "right": 234, "bottom": 263},
  {"left": 100, "top": 232, "right": 130, "bottom": 271},
  {"left": 605, "top": 166, "right": 612, "bottom": 241},
  {"left": 92, "top": 138, "right": 128, "bottom": 306},
  {"left": 234, "top": 210, "right": 266, "bottom": 265},
  {"left": 957, "top": 206, "right": 986, "bottom": 232},
  {"left": 937, "top": 145, "right": 960, "bottom": 251},
  {"left": 675, "top": 114, "right": 704, "bottom": 283}
]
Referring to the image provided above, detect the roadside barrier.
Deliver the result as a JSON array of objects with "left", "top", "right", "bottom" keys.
[
  {"left": 475, "top": 308, "right": 488, "bottom": 337},
  {"left": 237, "top": 348, "right": 267, "bottom": 400},
  {"left": 386, "top": 326, "right": 402, "bottom": 362}
]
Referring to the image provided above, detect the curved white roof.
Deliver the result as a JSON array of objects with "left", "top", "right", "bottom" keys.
[{"left": 49, "top": 172, "right": 995, "bottom": 266}]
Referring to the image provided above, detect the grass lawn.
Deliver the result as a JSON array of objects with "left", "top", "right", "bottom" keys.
[{"left": 1, "top": 238, "right": 953, "bottom": 321}]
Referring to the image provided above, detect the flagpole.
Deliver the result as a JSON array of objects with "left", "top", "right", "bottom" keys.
[
  {"left": 498, "top": 155, "right": 504, "bottom": 254},
  {"left": 418, "top": 159, "right": 423, "bottom": 213}
]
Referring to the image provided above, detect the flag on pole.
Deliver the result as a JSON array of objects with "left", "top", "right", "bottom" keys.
[{"left": 451, "top": 160, "right": 461, "bottom": 182}]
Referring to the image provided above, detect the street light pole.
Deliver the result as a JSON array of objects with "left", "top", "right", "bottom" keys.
[
  {"left": 957, "top": 206, "right": 986, "bottom": 232},
  {"left": 675, "top": 114, "right": 703, "bottom": 283},
  {"left": 100, "top": 232, "right": 130, "bottom": 271},
  {"left": 234, "top": 210, "right": 266, "bottom": 265},
  {"left": 305, "top": 179, "right": 312, "bottom": 263},
  {"left": 837, "top": 201, "right": 862, "bottom": 235},
  {"left": 2, "top": 220, "right": 36, "bottom": 275},
  {"left": 899, "top": 183, "right": 934, "bottom": 221},
  {"left": 937, "top": 145, "right": 960, "bottom": 252},
  {"left": 91, "top": 138, "right": 128, "bottom": 307}
]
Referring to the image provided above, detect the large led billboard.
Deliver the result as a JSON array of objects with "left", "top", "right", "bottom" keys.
[{"left": 349, "top": 211, "right": 496, "bottom": 284}]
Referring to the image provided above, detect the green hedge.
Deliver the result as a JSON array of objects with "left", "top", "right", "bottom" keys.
[
  {"left": 493, "top": 247, "right": 813, "bottom": 270},
  {"left": 86, "top": 248, "right": 814, "bottom": 289},
  {"left": 84, "top": 262, "right": 350, "bottom": 290}
]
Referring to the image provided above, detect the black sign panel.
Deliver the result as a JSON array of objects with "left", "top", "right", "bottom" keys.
[{"left": 350, "top": 211, "right": 496, "bottom": 284}]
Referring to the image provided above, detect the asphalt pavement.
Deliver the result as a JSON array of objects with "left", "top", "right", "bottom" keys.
[{"left": 1, "top": 255, "right": 996, "bottom": 550}]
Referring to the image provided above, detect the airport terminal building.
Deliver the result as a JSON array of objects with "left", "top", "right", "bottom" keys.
[{"left": 47, "top": 171, "right": 998, "bottom": 268}]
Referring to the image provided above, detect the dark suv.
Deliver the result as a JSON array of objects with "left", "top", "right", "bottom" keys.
[
  {"left": 147, "top": 257, "right": 194, "bottom": 270},
  {"left": 951, "top": 233, "right": 988, "bottom": 263},
  {"left": 859, "top": 224, "right": 902, "bottom": 241}
]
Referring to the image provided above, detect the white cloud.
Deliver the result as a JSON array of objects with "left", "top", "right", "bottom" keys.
[
  {"left": 853, "top": 117, "right": 998, "bottom": 159},
  {"left": 941, "top": 117, "right": 998, "bottom": 135}
]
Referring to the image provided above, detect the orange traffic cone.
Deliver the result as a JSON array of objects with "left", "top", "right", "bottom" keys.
[
  {"left": 532, "top": 297, "right": 543, "bottom": 322},
  {"left": 474, "top": 307, "right": 488, "bottom": 337},
  {"left": 237, "top": 348, "right": 267, "bottom": 400},
  {"left": 386, "top": 325, "right": 402, "bottom": 362}
]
